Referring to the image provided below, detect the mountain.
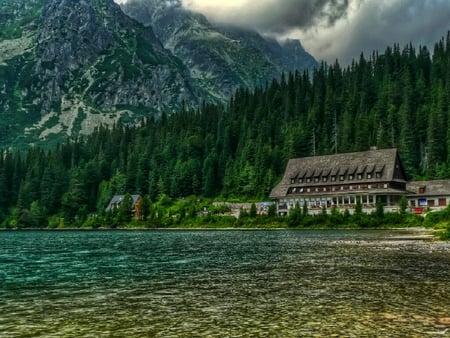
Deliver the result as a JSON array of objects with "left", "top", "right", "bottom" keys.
[
  {"left": 0, "top": 0, "right": 200, "bottom": 148},
  {"left": 0, "top": 0, "right": 317, "bottom": 149},
  {"left": 120, "top": 0, "right": 317, "bottom": 101}
]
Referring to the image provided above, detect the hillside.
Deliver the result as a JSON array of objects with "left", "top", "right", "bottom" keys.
[{"left": 1, "top": 34, "right": 450, "bottom": 227}]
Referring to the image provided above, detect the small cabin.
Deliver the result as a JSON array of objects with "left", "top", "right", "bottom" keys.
[{"left": 106, "top": 194, "right": 143, "bottom": 219}]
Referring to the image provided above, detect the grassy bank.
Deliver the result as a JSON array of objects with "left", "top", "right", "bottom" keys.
[{"left": 2, "top": 195, "right": 449, "bottom": 240}]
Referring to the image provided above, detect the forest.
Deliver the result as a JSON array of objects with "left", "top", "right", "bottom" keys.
[{"left": 1, "top": 33, "right": 450, "bottom": 228}]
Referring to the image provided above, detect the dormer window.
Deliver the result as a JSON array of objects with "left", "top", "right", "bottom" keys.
[
  {"left": 291, "top": 179, "right": 295, "bottom": 184},
  {"left": 367, "top": 173, "right": 372, "bottom": 179},
  {"left": 340, "top": 175, "right": 345, "bottom": 181},
  {"left": 375, "top": 172, "right": 381, "bottom": 179},
  {"left": 349, "top": 175, "right": 353, "bottom": 180},
  {"left": 357, "top": 174, "right": 362, "bottom": 180},
  {"left": 314, "top": 177, "right": 319, "bottom": 183},
  {"left": 331, "top": 176, "right": 336, "bottom": 182},
  {"left": 306, "top": 178, "right": 311, "bottom": 183},
  {"left": 323, "top": 177, "right": 327, "bottom": 182},
  {"left": 298, "top": 178, "right": 303, "bottom": 184},
  {"left": 419, "top": 186, "right": 426, "bottom": 194}
]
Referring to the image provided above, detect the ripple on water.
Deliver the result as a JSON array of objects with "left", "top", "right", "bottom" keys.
[{"left": 0, "top": 230, "right": 449, "bottom": 337}]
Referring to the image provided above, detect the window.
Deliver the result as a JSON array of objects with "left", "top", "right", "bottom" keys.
[
  {"left": 419, "top": 186, "right": 426, "bottom": 194},
  {"left": 291, "top": 179, "right": 295, "bottom": 184},
  {"left": 376, "top": 173, "right": 381, "bottom": 179},
  {"left": 349, "top": 175, "right": 353, "bottom": 180},
  {"left": 315, "top": 177, "right": 319, "bottom": 183},
  {"left": 315, "top": 188, "right": 319, "bottom": 192},
  {"left": 367, "top": 173, "right": 372, "bottom": 179},
  {"left": 323, "top": 187, "right": 327, "bottom": 192},
  {"left": 331, "top": 176, "right": 336, "bottom": 182},
  {"left": 323, "top": 177, "right": 328, "bottom": 182},
  {"left": 384, "top": 184, "right": 388, "bottom": 188},
  {"left": 340, "top": 175, "right": 345, "bottom": 181},
  {"left": 428, "top": 200, "right": 435, "bottom": 207},
  {"left": 307, "top": 188, "right": 311, "bottom": 192},
  {"left": 306, "top": 178, "right": 311, "bottom": 183},
  {"left": 439, "top": 198, "right": 447, "bottom": 207},
  {"left": 357, "top": 174, "right": 362, "bottom": 180},
  {"left": 298, "top": 178, "right": 303, "bottom": 184},
  {"left": 299, "top": 188, "right": 304, "bottom": 193}
]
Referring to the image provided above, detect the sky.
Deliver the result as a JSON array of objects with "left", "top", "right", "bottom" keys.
[{"left": 117, "top": 0, "right": 450, "bottom": 65}]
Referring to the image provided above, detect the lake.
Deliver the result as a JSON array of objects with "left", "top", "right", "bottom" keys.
[{"left": 0, "top": 229, "right": 449, "bottom": 337}]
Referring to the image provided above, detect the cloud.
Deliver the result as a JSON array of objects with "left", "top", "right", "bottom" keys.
[
  {"left": 180, "top": 0, "right": 450, "bottom": 65},
  {"left": 300, "top": 0, "right": 450, "bottom": 64},
  {"left": 182, "top": 0, "right": 351, "bottom": 34}
]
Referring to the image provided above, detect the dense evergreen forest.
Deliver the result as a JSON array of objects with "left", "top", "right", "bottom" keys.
[{"left": 1, "top": 33, "right": 450, "bottom": 227}]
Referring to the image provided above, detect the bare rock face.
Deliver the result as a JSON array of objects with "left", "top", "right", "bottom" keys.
[{"left": 32, "top": 0, "right": 196, "bottom": 115}]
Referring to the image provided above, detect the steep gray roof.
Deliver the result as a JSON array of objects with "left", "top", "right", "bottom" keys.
[
  {"left": 407, "top": 180, "right": 450, "bottom": 197},
  {"left": 106, "top": 194, "right": 141, "bottom": 211},
  {"left": 270, "top": 148, "right": 407, "bottom": 198}
]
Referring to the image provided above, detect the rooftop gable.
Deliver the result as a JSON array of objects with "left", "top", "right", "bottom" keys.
[
  {"left": 106, "top": 194, "right": 141, "bottom": 211},
  {"left": 271, "top": 148, "right": 407, "bottom": 198}
]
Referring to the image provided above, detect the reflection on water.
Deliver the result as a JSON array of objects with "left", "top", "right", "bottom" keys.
[{"left": 0, "top": 230, "right": 449, "bottom": 337}]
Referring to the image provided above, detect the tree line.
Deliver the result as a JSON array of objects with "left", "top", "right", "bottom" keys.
[{"left": 1, "top": 32, "right": 450, "bottom": 227}]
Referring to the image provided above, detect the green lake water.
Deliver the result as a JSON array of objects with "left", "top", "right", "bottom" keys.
[{"left": 0, "top": 229, "right": 449, "bottom": 337}]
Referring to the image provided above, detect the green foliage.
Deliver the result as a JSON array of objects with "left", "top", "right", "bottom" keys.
[
  {"left": 0, "top": 1, "right": 42, "bottom": 41},
  {"left": 399, "top": 196, "right": 408, "bottom": 215},
  {"left": 375, "top": 198, "right": 385, "bottom": 219},
  {"left": 288, "top": 203, "right": 302, "bottom": 227}
]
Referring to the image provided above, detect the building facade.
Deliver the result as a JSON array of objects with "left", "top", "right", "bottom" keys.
[
  {"left": 270, "top": 148, "right": 450, "bottom": 215},
  {"left": 407, "top": 180, "right": 450, "bottom": 214}
]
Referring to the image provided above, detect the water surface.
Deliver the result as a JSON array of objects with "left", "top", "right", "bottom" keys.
[{"left": 0, "top": 230, "right": 449, "bottom": 337}]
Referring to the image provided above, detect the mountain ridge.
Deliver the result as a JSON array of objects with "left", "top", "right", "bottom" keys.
[
  {"left": 0, "top": 0, "right": 317, "bottom": 148},
  {"left": 120, "top": 0, "right": 317, "bottom": 100}
]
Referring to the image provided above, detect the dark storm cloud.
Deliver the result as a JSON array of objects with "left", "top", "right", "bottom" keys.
[
  {"left": 200, "top": 0, "right": 352, "bottom": 34},
  {"left": 315, "top": 0, "right": 450, "bottom": 64}
]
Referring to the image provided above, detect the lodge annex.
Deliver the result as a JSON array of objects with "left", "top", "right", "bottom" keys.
[{"left": 270, "top": 148, "right": 450, "bottom": 215}]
